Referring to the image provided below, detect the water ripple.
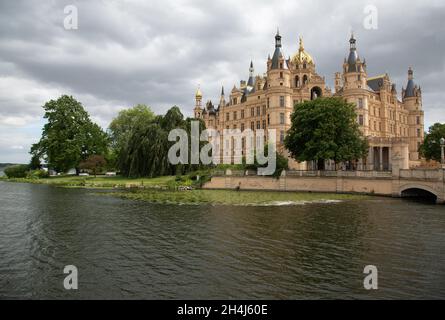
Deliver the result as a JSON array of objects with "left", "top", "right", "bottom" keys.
[{"left": 0, "top": 182, "right": 445, "bottom": 299}]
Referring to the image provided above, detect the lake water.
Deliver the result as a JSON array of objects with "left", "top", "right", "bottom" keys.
[{"left": 0, "top": 181, "right": 444, "bottom": 299}]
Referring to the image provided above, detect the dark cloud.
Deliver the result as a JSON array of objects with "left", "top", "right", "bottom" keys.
[{"left": 0, "top": 0, "right": 444, "bottom": 162}]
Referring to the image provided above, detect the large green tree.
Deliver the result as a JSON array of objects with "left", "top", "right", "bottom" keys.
[
  {"left": 117, "top": 106, "right": 208, "bottom": 177},
  {"left": 30, "top": 95, "right": 108, "bottom": 173},
  {"left": 108, "top": 104, "right": 155, "bottom": 152},
  {"left": 120, "top": 121, "right": 170, "bottom": 177},
  {"left": 419, "top": 123, "right": 445, "bottom": 162},
  {"left": 284, "top": 97, "right": 368, "bottom": 170}
]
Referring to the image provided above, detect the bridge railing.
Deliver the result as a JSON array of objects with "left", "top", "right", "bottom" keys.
[
  {"left": 285, "top": 170, "right": 392, "bottom": 178},
  {"left": 399, "top": 169, "right": 442, "bottom": 181}
]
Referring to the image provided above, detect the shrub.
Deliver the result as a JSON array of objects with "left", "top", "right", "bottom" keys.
[
  {"left": 26, "top": 169, "right": 50, "bottom": 179},
  {"left": 4, "top": 164, "right": 29, "bottom": 178}
]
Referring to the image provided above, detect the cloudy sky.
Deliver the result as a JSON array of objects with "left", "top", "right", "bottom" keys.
[{"left": 0, "top": 0, "right": 444, "bottom": 163}]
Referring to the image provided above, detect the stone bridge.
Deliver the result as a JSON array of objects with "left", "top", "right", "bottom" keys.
[{"left": 204, "top": 168, "right": 445, "bottom": 204}]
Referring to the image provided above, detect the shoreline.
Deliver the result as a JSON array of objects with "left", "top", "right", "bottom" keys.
[{"left": 0, "top": 176, "right": 371, "bottom": 205}]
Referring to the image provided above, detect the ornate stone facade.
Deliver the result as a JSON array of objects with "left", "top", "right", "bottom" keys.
[{"left": 193, "top": 31, "right": 424, "bottom": 170}]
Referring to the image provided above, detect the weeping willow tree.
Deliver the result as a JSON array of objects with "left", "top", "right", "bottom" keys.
[
  {"left": 116, "top": 106, "right": 208, "bottom": 177},
  {"left": 120, "top": 122, "right": 170, "bottom": 177}
]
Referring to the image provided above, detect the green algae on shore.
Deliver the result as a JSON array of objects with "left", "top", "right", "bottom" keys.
[{"left": 106, "top": 189, "right": 369, "bottom": 206}]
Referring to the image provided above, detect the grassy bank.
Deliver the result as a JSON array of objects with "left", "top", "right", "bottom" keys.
[
  {"left": 107, "top": 189, "right": 369, "bottom": 205},
  {"left": 1, "top": 175, "right": 177, "bottom": 189}
]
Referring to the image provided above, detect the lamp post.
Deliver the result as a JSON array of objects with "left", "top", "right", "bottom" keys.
[{"left": 440, "top": 137, "right": 445, "bottom": 168}]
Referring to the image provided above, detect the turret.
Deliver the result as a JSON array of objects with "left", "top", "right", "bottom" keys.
[
  {"left": 268, "top": 29, "right": 291, "bottom": 88},
  {"left": 342, "top": 33, "right": 367, "bottom": 90},
  {"left": 194, "top": 85, "right": 203, "bottom": 118},
  {"left": 270, "top": 29, "right": 288, "bottom": 70},
  {"left": 402, "top": 67, "right": 424, "bottom": 161},
  {"left": 347, "top": 33, "right": 358, "bottom": 72},
  {"left": 206, "top": 100, "right": 216, "bottom": 116},
  {"left": 402, "top": 67, "right": 422, "bottom": 109}
]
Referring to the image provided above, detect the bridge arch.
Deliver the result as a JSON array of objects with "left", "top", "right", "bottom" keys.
[{"left": 399, "top": 184, "right": 438, "bottom": 203}]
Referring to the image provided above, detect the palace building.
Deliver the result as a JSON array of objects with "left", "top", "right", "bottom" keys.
[{"left": 193, "top": 31, "right": 424, "bottom": 170}]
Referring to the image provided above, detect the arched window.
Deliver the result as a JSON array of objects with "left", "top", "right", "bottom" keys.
[
  {"left": 295, "top": 76, "right": 300, "bottom": 87},
  {"left": 310, "top": 87, "right": 322, "bottom": 100},
  {"left": 303, "top": 75, "right": 308, "bottom": 85}
]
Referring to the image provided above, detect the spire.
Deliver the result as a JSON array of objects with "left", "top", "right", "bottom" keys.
[
  {"left": 195, "top": 84, "right": 202, "bottom": 99},
  {"left": 292, "top": 35, "right": 314, "bottom": 65},
  {"left": 408, "top": 67, "right": 414, "bottom": 80},
  {"left": 271, "top": 29, "right": 287, "bottom": 69},
  {"left": 347, "top": 32, "right": 359, "bottom": 72},
  {"left": 404, "top": 67, "right": 416, "bottom": 98},
  {"left": 349, "top": 31, "right": 356, "bottom": 50},
  {"left": 194, "top": 84, "right": 202, "bottom": 110},
  {"left": 247, "top": 61, "right": 255, "bottom": 87},
  {"left": 219, "top": 85, "right": 226, "bottom": 108},
  {"left": 275, "top": 28, "right": 282, "bottom": 48}
]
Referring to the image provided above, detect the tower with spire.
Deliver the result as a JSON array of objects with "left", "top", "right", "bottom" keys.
[
  {"left": 267, "top": 29, "right": 291, "bottom": 88},
  {"left": 247, "top": 61, "right": 255, "bottom": 89},
  {"left": 402, "top": 67, "right": 424, "bottom": 161},
  {"left": 194, "top": 85, "right": 203, "bottom": 118},
  {"left": 219, "top": 85, "right": 226, "bottom": 108},
  {"left": 342, "top": 32, "right": 367, "bottom": 90},
  {"left": 334, "top": 32, "right": 426, "bottom": 168}
]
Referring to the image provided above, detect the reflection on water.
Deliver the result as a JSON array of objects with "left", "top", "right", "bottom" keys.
[{"left": 0, "top": 181, "right": 444, "bottom": 299}]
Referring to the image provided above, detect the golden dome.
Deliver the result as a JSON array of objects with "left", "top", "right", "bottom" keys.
[
  {"left": 291, "top": 37, "right": 314, "bottom": 65},
  {"left": 195, "top": 85, "right": 202, "bottom": 98}
]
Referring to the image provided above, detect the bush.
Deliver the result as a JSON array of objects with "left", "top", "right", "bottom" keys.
[
  {"left": 26, "top": 169, "right": 50, "bottom": 179},
  {"left": 4, "top": 164, "right": 29, "bottom": 178}
]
